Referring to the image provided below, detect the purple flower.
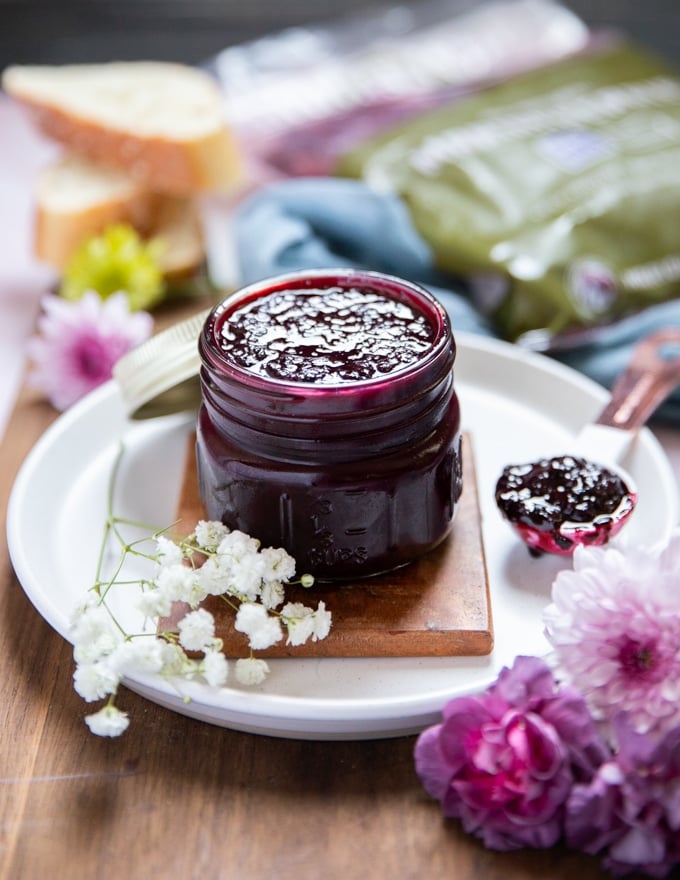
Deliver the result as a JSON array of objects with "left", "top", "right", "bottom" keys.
[
  {"left": 27, "top": 291, "right": 153, "bottom": 411},
  {"left": 566, "top": 715, "right": 680, "bottom": 877},
  {"left": 544, "top": 533, "right": 680, "bottom": 737},
  {"left": 414, "top": 656, "right": 608, "bottom": 851}
]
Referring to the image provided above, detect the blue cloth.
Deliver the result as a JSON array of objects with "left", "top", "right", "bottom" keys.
[{"left": 234, "top": 177, "right": 680, "bottom": 423}]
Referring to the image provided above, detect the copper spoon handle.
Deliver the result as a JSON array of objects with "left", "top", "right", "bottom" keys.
[{"left": 595, "top": 329, "right": 680, "bottom": 431}]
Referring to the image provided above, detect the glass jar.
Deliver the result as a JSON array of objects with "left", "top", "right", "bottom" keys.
[{"left": 196, "top": 269, "right": 462, "bottom": 579}]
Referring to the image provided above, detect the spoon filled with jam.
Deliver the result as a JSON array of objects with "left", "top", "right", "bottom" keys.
[{"left": 495, "top": 329, "right": 680, "bottom": 556}]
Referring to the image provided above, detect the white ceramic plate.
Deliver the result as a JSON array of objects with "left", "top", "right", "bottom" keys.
[{"left": 7, "top": 334, "right": 678, "bottom": 740}]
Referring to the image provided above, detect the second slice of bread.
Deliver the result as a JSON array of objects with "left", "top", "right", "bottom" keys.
[{"left": 35, "top": 154, "right": 205, "bottom": 278}]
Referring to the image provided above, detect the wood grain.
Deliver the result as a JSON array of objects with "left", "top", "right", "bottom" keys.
[
  {"left": 0, "top": 299, "right": 659, "bottom": 880},
  {"left": 161, "top": 433, "right": 492, "bottom": 657}
]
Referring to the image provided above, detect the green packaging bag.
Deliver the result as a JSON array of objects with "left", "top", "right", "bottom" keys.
[{"left": 338, "top": 44, "right": 680, "bottom": 347}]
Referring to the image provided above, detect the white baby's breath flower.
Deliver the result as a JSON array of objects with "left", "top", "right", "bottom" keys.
[
  {"left": 70, "top": 591, "right": 100, "bottom": 621},
  {"left": 202, "top": 541, "right": 266, "bottom": 602},
  {"left": 217, "top": 530, "right": 261, "bottom": 557},
  {"left": 282, "top": 601, "right": 332, "bottom": 645},
  {"left": 155, "top": 534, "right": 183, "bottom": 566},
  {"left": 70, "top": 600, "right": 114, "bottom": 645},
  {"left": 260, "top": 546, "right": 296, "bottom": 583},
  {"left": 154, "top": 563, "right": 207, "bottom": 608},
  {"left": 234, "top": 602, "right": 283, "bottom": 650},
  {"left": 70, "top": 600, "right": 124, "bottom": 665},
  {"left": 159, "top": 642, "right": 196, "bottom": 677},
  {"left": 228, "top": 555, "right": 266, "bottom": 601},
  {"left": 177, "top": 608, "right": 216, "bottom": 652},
  {"left": 194, "top": 556, "right": 230, "bottom": 597},
  {"left": 136, "top": 586, "right": 174, "bottom": 619},
  {"left": 156, "top": 562, "right": 196, "bottom": 596},
  {"left": 73, "top": 628, "right": 122, "bottom": 665},
  {"left": 72, "top": 498, "right": 332, "bottom": 738},
  {"left": 282, "top": 602, "right": 316, "bottom": 647},
  {"left": 139, "top": 563, "right": 204, "bottom": 618},
  {"left": 202, "top": 650, "right": 229, "bottom": 687},
  {"left": 235, "top": 657, "right": 270, "bottom": 686},
  {"left": 179, "top": 581, "right": 209, "bottom": 609},
  {"left": 107, "top": 638, "right": 165, "bottom": 677},
  {"left": 260, "top": 579, "right": 285, "bottom": 610},
  {"left": 85, "top": 704, "right": 130, "bottom": 737},
  {"left": 73, "top": 661, "right": 120, "bottom": 702},
  {"left": 312, "top": 601, "right": 332, "bottom": 641},
  {"left": 193, "top": 520, "right": 229, "bottom": 552}
]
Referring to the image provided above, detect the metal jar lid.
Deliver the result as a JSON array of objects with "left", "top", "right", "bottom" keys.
[{"left": 112, "top": 307, "right": 210, "bottom": 419}]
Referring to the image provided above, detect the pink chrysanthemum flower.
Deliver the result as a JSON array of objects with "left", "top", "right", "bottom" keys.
[
  {"left": 544, "top": 531, "right": 680, "bottom": 737},
  {"left": 566, "top": 714, "right": 680, "bottom": 878},
  {"left": 27, "top": 291, "right": 153, "bottom": 411}
]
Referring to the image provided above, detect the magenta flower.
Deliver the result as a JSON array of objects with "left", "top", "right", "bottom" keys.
[
  {"left": 414, "top": 656, "right": 608, "bottom": 851},
  {"left": 544, "top": 533, "right": 680, "bottom": 737},
  {"left": 27, "top": 291, "right": 153, "bottom": 411},
  {"left": 566, "top": 715, "right": 680, "bottom": 878}
]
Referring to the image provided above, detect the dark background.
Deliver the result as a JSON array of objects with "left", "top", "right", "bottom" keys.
[{"left": 1, "top": 0, "right": 679, "bottom": 70}]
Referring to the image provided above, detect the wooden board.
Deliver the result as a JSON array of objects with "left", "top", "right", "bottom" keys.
[{"left": 160, "top": 433, "right": 492, "bottom": 657}]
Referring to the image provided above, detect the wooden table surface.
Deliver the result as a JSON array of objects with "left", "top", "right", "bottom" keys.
[{"left": 2, "top": 301, "right": 675, "bottom": 880}]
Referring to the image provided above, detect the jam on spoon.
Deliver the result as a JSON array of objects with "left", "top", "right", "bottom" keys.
[
  {"left": 495, "top": 328, "right": 680, "bottom": 556},
  {"left": 495, "top": 455, "right": 636, "bottom": 556}
]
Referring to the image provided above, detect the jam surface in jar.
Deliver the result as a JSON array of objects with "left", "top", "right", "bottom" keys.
[
  {"left": 197, "top": 270, "right": 462, "bottom": 580},
  {"left": 219, "top": 286, "right": 435, "bottom": 384}
]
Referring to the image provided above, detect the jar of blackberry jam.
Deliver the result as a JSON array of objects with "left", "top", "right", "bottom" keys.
[{"left": 196, "top": 269, "right": 462, "bottom": 579}]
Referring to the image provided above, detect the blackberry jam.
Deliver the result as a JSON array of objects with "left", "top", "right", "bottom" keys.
[
  {"left": 219, "top": 286, "right": 433, "bottom": 383},
  {"left": 196, "top": 269, "right": 462, "bottom": 579},
  {"left": 495, "top": 454, "right": 636, "bottom": 556}
]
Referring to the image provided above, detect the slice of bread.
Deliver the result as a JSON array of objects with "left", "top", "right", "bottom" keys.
[
  {"left": 2, "top": 61, "right": 240, "bottom": 195},
  {"left": 34, "top": 155, "right": 158, "bottom": 268},
  {"left": 34, "top": 154, "right": 204, "bottom": 278},
  {"left": 150, "top": 193, "right": 205, "bottom": 279}
]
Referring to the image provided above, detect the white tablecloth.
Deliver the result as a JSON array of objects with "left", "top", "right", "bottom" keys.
[{"left": 0, "top": 96, "right": 57, "bottom": 435}]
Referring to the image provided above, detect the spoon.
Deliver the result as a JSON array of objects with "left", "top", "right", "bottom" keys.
[{"left": 495, "top": 329, "right": 680, "bottom": 556}]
